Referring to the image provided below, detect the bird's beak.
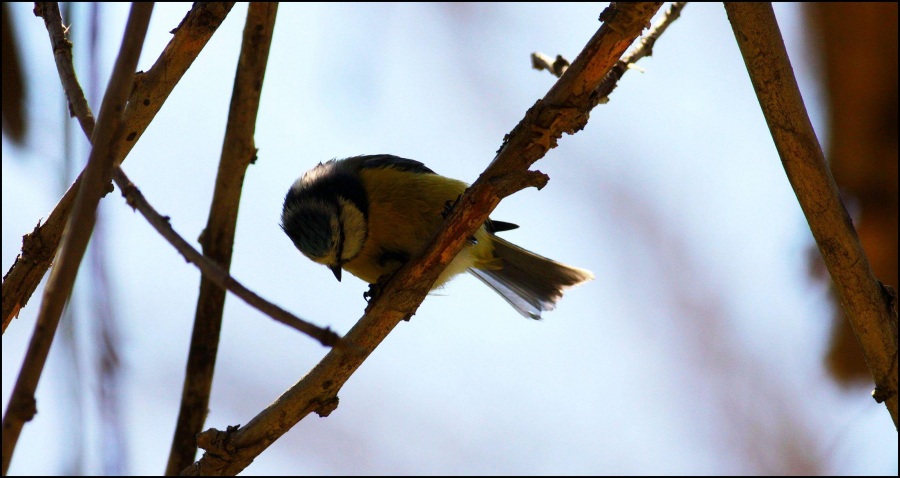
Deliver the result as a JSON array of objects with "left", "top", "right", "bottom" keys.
[{"left": 330, "top": 264, "right": 342, "bottom": 282}]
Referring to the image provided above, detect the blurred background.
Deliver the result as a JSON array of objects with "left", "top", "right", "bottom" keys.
[{"left": 2, "top": 2, "right": 897, "bottom": 475}]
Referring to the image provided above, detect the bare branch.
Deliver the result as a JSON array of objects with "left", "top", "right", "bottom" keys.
[
  {"left": 2, "top": 2, "right": 236, "bottom": 333},
  {"left": 183, "top": 3, "right": 664, "bottom": 475},
  {"left": 724, "top": 2, "right": 898, "bottom": 428},
  {"left": 167, "top": 4, "right": 280, "bottom": 473},
  {"left": 1, "top": 4, "right": 154, "bottom": 474}
]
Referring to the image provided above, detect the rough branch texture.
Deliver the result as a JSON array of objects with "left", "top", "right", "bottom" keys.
[
  {"left": 2, "top": 2, "right": 236, "bottom": 332},
  {"left": 725, "top": 2, "right": 898, "bottom": 428},
  {"left": 167, "top": 3, "right": 278, "bottom": 474},
  {"left": 183, "top": 3, "right": 663, "bottom": 475}
]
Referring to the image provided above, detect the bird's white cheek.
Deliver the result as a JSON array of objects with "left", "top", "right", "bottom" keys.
[{"left": 337, "top": 197, "right": 367, "bottom": 261}]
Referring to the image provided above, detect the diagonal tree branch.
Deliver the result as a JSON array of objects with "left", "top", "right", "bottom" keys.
[
  {"left": 724, "top": 2, "right": 898, "bottom": 428},
  {"left": 2, "top": 2, "right": 236, "bottom": 333},
  {"left": 166, "top": 4, "right": 278, "bottom": 474},
  {"left": 1, "top": 4, "right": 154, "bottom": 474},
  {"left": 183, "top": 3, "right": 664, "bottom": 475}
]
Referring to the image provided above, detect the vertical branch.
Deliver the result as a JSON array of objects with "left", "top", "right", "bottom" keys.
[
  {"left": 165, "top": 3, "right": 278, "bottom": 474},
  {"left": 724, "top": 3, "right": 898, "bottom": 428},
  {"left": 1, "top": 2, "right": 26, "bottom": 143},
  {"left": 0, "top": 4, "right": 154, "bottom": 475}
]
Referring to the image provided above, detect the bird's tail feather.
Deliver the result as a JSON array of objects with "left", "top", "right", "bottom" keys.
[{"left": 469, "top": 236, "right": 593, "bottom": 319}]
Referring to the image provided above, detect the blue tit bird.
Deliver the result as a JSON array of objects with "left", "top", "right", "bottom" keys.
[{"left": 280, "top": 154, "right": 593, "bottom": 319}]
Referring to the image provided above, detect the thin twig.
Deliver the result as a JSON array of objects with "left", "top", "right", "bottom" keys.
[
  {"left": 531, "top": 2, "right": 687, "bottom": 104},
  {"left": 34, "top": 2, "right": 96, "bottom": 138},
  {"left": 2, "top": 2, "right": 236, "bottom": 333},
  {"left": 1, "top": 4, "right": 153, "bottom": 475},
  {"left": 183, "top": 3, "right": 664, "bottom": 475},
  {"left": 167, "top": 4, "right": 280, "bottom": 473},
  {"left": 724, "top": 2, "right": 898, "bottom": 428},
  {"left": 111, "top": 168, "right": 342, "bottom": 348},
  {"left": 594, "top": 1, "right": 686, "bottom": 103}
]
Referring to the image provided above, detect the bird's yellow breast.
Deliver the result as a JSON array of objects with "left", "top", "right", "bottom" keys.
[{"left": 343, "top": 167, "right": 496, "bottom": 286}]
